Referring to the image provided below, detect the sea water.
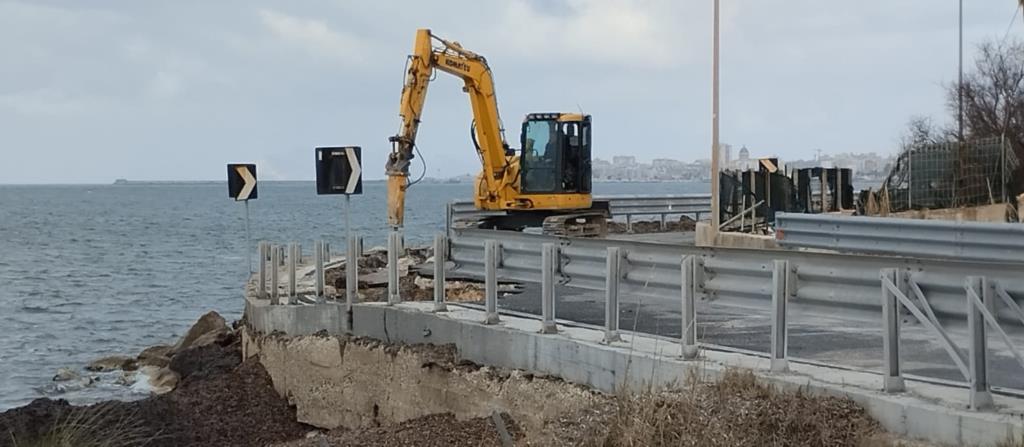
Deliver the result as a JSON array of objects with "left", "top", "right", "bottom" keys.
[{"left": 0, "top": 180, "right": 706, "bottom": 409}]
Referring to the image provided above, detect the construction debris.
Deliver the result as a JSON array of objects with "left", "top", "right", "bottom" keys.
[{"left": 323, "top": 245, "right": 519, "bottom": 303}]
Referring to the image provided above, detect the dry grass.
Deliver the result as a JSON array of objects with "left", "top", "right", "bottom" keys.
[
  {"left": 590, "top": 369, "right": 881, "bottom": 447},
  {"left": 10, "top": 403, "right": 156, "bottom": 447}
]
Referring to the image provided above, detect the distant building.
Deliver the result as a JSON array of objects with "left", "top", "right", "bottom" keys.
[
  {"left": 718, "top": 144, "right": 732, "bottom": 165},
  {"left": 612, "top": 156, "right": 636, "bottom": 167}
]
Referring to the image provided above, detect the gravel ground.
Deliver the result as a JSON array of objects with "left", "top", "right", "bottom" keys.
[{"left": 275, "top": 413, "right": 522, "bottom": 447}]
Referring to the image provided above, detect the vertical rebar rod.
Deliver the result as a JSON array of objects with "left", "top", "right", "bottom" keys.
[
  {"left": 270, "top": 244, "right": 280, "bottom": 305},
  {"left": 967, "top": 276, "right": 994, "bottom": 409},
  {"left": 347, "top": 235, "right": 358, "bottom": 311},
  {"left": 681, "top": 255, "right": 698, "bottom": 359},
  {"left": 770, "top": 259, "right": 789, "bottom": 372},
  {"left": 287, "top": 243, "right": 297, "bottom": 303},
  {"left": 750, "top": 169, "right": 757, "bottom": 226},
  {"left": 541, "top": 243, "right": 558, "bottom": 334},
  {"left": 387, "top": 231, "right": 400, "bottom": 305},
  {"left": 433, "top": 233, "right": 447, "bottom": 313},
  {"left": 314, "top": 241, "right": 324, "bottom": 300},
  {"left": 881, "top": 268, "right": 905, "bottom": 393},
  {"left": 604, "top": 247, "right": 622, "bottom": 343},
  {"left": 258, "top": 241, "right": 268, "bottom": 299},
  {"left": 484, "top": 240, "right": 500, "bottom": 324}
]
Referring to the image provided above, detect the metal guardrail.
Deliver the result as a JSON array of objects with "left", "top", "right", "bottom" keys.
[
  {"left": 775, "top": 213, "right": 1024, "bottom": 264},
  {"left": 449, "top": 227, "right": 1024, "bottom": 325},
  {"left": 448, "top": 226, "right": 1024, "bottom": 405},
  {"left": 447, "top": 194, "right": 711, "bottom": 230}
]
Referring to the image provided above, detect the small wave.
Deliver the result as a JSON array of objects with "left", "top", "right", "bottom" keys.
[{"left": 19, "top": 305, "right": 64, "bottom": 314}]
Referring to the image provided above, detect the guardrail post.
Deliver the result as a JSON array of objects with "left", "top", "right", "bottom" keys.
[
  {"left": 626, "top": 215, "right": 633, "bottom": 233},
  {"left": 681, "top": 255, "right": 698, "bottom": 359},
  {"left": 693, "top": 256, "right": 706, "bottom": 301},
  {"left": 258, "top": 241, "right": 268, "bottom": 299},
  {"left": 388, "top": 231, "right": 401, "bottom": 305},
  {"left": 881, "top": 268, "right": 905, "bottom": 393},
  {"left": 770, "top": 259, "right": 789, "bottom": 372},
  {"left": 786, "top": 264, "right": 798, "bottom": 299},
  {"left": 270, "top": 244, "right": 280, "bottom": 305},
  {"left": 433, "top": 233, "right": 448, "bottom": 313},
  {"left": 446, "top": 202, "right": 454, "bottom": 240},
  {"left": 540, "top": 243, "right": 558, "bottom": 334},
  {"left": 604, "top": 247, "right": 622, "bottom": 343},
  {"left": 484, "top": 240, "right": 500, "bottom": 324},
  {"left": 347, "top": 236, "right": 359, "bottom": 311},
  {"left": 967, "top": 276, "right": 994, "bottom": 410},
  {"left": 660, "top": 214, "right": 666, "bottom": 231},
  {"left": 287, "top": 243, "right": 297, "bottom": 304},
  {"left": 314, "top": 241, "right": 324, "bottom": 300}
]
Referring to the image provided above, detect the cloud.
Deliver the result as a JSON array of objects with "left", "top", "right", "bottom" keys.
[
  {"left": 257, "top": 8, "right": 367, "bottom": 63},
  {"left": 488, "top": 0, "right": 684, "bottom": 68},
  {"left": 0, "top": 88, "right": 93, "bottom": 117}
]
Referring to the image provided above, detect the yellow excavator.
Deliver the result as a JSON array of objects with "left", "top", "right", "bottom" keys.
[{"left": 385, "top": 29, "right": 608, "bottom": 236}]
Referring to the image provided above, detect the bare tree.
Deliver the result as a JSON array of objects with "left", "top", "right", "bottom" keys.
[
  {"left": 899, "top": 115, "right": 944, "bottom": 148},
  {"left": 951, "top": 39, "right": 1024, "bottom": 163},
  {"left": 902, "top": 38, "right": 1024, "bottom": 194}
]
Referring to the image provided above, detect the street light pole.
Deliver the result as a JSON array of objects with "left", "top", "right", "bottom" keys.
[
  {"left": 958, "top": 0, "right": 964, "bottom": 143},
  {"left": 710, "top": 0, "right": 721, "bottom": 239}
]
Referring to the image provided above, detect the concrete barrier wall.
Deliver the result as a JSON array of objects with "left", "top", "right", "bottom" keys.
[{"left": 243, "top": 296, "right": 1024, "bottom": 446}]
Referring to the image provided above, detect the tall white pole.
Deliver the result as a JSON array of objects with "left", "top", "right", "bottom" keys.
[
  {"left": 958, "top": 0, "right": 964, "bottom": 143},
  {"left": 710, "top": 0, "right": 721, "bottom": 238}
]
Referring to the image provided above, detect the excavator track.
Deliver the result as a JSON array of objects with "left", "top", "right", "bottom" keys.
[
  {"left": 541, "top": 213, "right": 608, "bottom": 238},
  {"left": 473, "top": 201, "right": 610, "bottom": 238}
]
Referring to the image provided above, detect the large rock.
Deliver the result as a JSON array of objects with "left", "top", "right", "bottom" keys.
[
  {"left": 138, "top": 344, "right": 173, "bottom": 368},
  {"left": 86, "top": 355, "right": 137, "bottom": 372},
  {"left": 173, "top": 311, "right": 229, "bottom": 353},
  {"left": 136, "top": 365, "right": 179, "bottom": 395},
  {"left": 52, "top": 367, "right": 80, "bottom": 382}
]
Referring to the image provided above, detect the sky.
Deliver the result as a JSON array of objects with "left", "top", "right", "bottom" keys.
[{"left": 0, "top": 0, "right": 1020, "bottom": 184}]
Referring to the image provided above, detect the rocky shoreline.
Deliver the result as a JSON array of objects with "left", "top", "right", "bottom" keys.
[
  {"left": 0, "top": 313, "right": 309, "bottom": 447},
  {"left": 0, "top": 313, "right": 526, "bottom": 447}
]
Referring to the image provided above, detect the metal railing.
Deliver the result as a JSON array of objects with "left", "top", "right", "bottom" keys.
[
  {"left": 775, "top": 213, "right": 1024, "bottom": 264},
  {"left": 446, "top": 226, "right": 1024, "bottom": 407},
  {"left": 447, "top": 194, "right": 711, "bottom": 232},
  {"left": 252, "top": 223, "right": 1024, "bottom": 409}
]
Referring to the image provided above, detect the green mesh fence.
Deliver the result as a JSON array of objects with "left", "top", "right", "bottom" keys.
[{"left": 880, "top": 137, "right": 1018, "bottom": 211}]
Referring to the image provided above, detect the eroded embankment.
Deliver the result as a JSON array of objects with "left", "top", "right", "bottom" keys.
[{"left": 245, "top": 328, "right": 889, "bottom": 447}]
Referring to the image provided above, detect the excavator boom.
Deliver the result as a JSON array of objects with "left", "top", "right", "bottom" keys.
[{"left": 386, "top": 29, "right": 509, "bottom": 229}]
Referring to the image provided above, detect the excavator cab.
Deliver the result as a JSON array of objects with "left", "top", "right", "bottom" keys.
[{"left": 520, "top": 113, "right": 592, "bottom": 195}]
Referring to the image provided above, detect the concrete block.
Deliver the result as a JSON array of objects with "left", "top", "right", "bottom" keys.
[{"left": 905, "top": 403, "right": 961, "bottom": 445}]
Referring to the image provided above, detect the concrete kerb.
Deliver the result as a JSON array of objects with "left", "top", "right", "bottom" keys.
[{"left": 244, "top": 297, "right": 1024, "bottom": 446}]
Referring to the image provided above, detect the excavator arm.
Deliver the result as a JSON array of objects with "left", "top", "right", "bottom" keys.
[{"left": 385, "top": 29, "right": 510, "bottom": 228}]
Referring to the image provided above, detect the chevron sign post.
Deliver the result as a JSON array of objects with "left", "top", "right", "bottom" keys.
[
  {"left": 315, "top": 147, "right": 362, "bottom": 195},
  {"left": 315, "top": 147, "right": 364, "bottom": 293},
  {"left": 227, "top": 163, "right": 258, "bottom": 273}
]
